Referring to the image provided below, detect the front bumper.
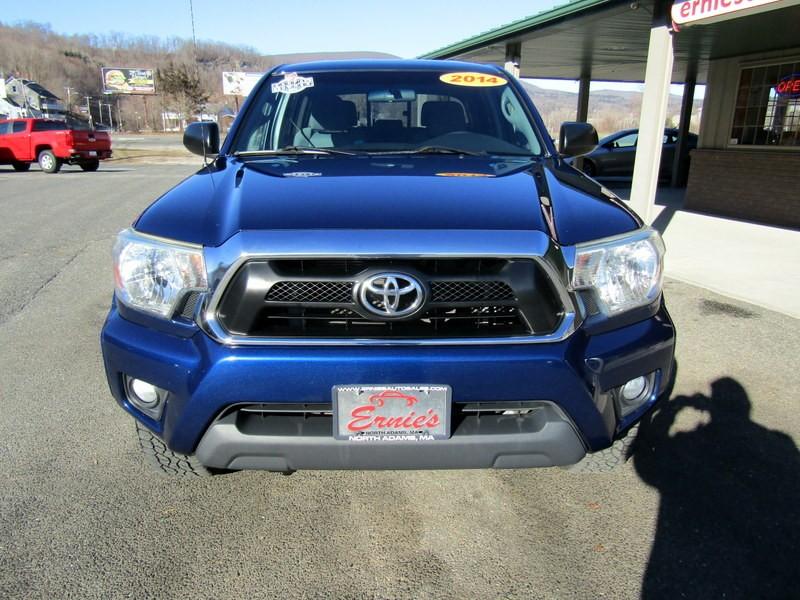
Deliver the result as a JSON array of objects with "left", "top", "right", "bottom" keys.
[
  {"left": 196, "top": 401, "right": 587, "bottom": 470},
  {"left": 101, "top": 300, "right": 675, "bottom": 470}
]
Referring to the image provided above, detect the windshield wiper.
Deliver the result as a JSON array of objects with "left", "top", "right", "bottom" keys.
[
  {"left": 490, "top": 151, "right": 539, "bottom": 157},
  {"left": 405, "top": 145, "right": 483, "bottom": 156},
  {"left": 233, "top": 146, "right": 359, "bottom": 157}
]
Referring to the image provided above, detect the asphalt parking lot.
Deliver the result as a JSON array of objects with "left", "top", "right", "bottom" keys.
[{"left": 0, "top": 163, "right": 798, "bottom": 599}]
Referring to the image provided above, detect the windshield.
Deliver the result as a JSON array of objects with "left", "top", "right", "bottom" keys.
[{"left": 231, "top": 69, "right": 544, "bottom": 156}]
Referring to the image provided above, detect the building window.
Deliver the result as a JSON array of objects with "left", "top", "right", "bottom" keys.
[{"left": 731, "top": 61, "right": 800, "bottom": 148}]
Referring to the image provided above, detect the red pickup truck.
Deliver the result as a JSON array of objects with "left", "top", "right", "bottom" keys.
[{"left": 0, "top": 118, "right": 112, "bottom": 173}]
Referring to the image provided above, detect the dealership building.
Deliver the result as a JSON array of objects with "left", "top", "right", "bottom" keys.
[{"left": 421, "top": 0, "right": 800, "bottom": 229}]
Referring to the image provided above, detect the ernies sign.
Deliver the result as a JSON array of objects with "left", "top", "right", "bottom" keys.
[{"left": 671, "top": 0, "right": 792, "bottom": 27}]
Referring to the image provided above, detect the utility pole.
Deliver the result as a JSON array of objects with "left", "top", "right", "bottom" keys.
[
  {"left": 115, "top": 96, "right": 123, "bottom": 131},
  {"left": 64, "top": 86, "right": 73, "bottom": 111},
  {"left": 142, "top": 95, "right": 149, "bottom": 130},
  {"left": 85, "top": 96, "right": 93, "bottom": 128}
]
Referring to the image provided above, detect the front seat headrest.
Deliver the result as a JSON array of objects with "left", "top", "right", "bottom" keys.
[
  {"left": 310, "top": 96, "right": 357, "bottom": 131},
  {"left": 421, "top": 101, "right": 467, "bottom": 133}
]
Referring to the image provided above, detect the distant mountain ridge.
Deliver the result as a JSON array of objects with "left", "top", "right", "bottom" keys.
[
  {"left": 268, "top": 51, "right": 398, "bottom": 65},
  {"left": 519, "top": 81, "right": 702, "bottom": 137}
]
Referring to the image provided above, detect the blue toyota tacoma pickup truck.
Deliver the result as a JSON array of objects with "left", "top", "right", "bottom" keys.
[{"left": 101, "top": 60, "right": 675, "bottom": 475}]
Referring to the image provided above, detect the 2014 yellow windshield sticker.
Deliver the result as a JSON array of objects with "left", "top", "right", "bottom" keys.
[{"left": 439, "top": 72, "right": 507, "bottom": 87}]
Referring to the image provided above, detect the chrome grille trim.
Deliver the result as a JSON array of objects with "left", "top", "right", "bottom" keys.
[
  {"left": 197, "top": 227, "right": 582, "bottom": 346},
  {"left": 212, "top": 257, "right": 563, "bottom": 339},
  {"left": 200, "top": 257, "right": 578, "bottom": 346}
]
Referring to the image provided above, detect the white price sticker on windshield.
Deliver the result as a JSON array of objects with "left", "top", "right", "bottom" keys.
[{"left": 271, "top": 72, "right": 314, "bottom": 94}]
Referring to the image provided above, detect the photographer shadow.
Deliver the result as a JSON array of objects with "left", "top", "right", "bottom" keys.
[{"left": 634, "top": 377, "right": 800, "bottom": 599}]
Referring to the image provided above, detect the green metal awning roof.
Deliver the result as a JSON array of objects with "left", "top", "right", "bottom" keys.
[
  {"left": 419, "top": 0, "right": 800, "bottom": 84},
  {"left": 418, "top": 0, "right": 618, "bottom": 61}
]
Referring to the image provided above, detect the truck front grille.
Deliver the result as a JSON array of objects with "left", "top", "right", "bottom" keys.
[
  {"left": 264, "top": 279, "right": 515, "bottom": 305},
  {"left": 215, "top": 258, "right": 564, "bottom": 340},
  {"left": 429, "top": 280, "right": 514, "bottom": 303},
  {"left": 253, "top": 304, "right": 525, "bottom": 337},
  {"left": 266, "top": 281, "right": 354, "bottom": 303}
]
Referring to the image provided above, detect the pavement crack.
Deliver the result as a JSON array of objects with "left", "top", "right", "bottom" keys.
[
  {"left": 0, "top": 243, "right": 88, "bottom": 326},
  {"left": 0, "top": 235, "right": 111, "bottom": 264}
]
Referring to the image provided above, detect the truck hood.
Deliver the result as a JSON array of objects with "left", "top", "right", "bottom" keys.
[{"left": 135, "top": 155, "right": 639, "bottom": 247}]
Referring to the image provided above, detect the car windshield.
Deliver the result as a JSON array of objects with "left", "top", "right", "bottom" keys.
[{"left": 230, "top": 69, "right": 544, "bottom": 157}]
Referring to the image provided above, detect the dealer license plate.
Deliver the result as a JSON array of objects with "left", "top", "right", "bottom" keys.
[{"left": 333, "top": 385, "right": 451, "bottom": 441}]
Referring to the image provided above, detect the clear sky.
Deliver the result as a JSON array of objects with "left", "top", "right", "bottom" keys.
[{"left": 0, "top": 0, "right": 559, "bottom": 59}]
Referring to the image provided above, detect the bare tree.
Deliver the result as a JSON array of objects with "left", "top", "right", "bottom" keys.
[{"left": 156, "top": 62, "right": 210, "bottom": 129}]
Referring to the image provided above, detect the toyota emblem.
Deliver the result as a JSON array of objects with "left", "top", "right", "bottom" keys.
[{"left": 357, "top": 273, "right": 425, "bottom": 319}]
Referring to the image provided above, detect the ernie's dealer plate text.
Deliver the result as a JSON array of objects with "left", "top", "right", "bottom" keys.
[{"left": 333, "top": 385, "right": 451, "bottom": 442}]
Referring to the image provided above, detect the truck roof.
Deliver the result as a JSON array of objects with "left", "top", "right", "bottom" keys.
[
  {"left": 274, "top": 58, "right": 504, "bottom": 74},
  {"left": 0, "top": 117, "right": 59, "bottom": 122}
]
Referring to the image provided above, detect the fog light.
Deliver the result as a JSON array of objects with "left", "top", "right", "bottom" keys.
[
  {"left": 130, "top": 379, "right": 159, "bottom": 406},
  {"left": 125, "top": 376, "right": 166, "bottom": 419},
  {"left": 621, "top": 376, "right": 647, "bottom": 402},
  {"left": 614, "top": 372, "right": 656, "bottom": 417}
]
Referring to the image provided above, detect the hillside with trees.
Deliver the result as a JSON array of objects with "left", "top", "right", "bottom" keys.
[
  {"left": 0, "top": 21, "right": 395, "bottom": 129},
  {"left": 519, "top": 82, "right": 703, "bottom": 138}
]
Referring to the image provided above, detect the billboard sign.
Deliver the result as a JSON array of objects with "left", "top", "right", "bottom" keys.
[
  {"left": 222, "top": 71, "right": 264, "bottom": 97},
  {"left": 102, "top": 68, "right": 156, "bottom": 94}
]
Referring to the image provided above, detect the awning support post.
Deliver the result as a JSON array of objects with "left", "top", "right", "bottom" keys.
[
  {"left": 575, "top": 72, "right": 591, "bottom": 171},
  {"left": 629, "top": 11, "right": 674, "bottom": 222},
  {"left": 671, "top": 67, "right": 697, "bottom": 187},
  {"left": 504, "top": 42, "right": 522, "bottom": 78},
  {"left": 577, "top": 73, "right": 590, "bottom": 123}
]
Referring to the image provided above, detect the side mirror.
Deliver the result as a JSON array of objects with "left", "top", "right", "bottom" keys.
[
  {"left": 558, "top": 122, "right": 598, "bottom": 157},
  {"left": 183, "top": 121, "right": 220, "bottom": 157}
]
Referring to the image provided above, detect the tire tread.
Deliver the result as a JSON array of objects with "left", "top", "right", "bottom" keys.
[
  {"left": 135, "top": 422, "right": 212, "bottom": 477},
  {"left": 564, "top": 424, "right": 639, "bottom": 473}
]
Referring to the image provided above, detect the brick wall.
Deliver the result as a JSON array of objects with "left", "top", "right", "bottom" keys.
[{"left": 685, "top": 149, "right": 800, "bottom": 229}]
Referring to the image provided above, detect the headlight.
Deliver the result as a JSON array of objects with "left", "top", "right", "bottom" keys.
[
  {"left": 113, "top": 229, "right": 207, "bottom": 318},
  {"left": 572, "top": 228, "right": 665, "bottom": 316}
]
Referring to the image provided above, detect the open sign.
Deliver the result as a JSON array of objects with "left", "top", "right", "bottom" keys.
[{"left": 776, "top": 74, "right": 800, "bottom": 99}]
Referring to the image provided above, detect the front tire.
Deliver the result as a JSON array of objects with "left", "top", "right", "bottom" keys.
[
  {"left": 38, "top": 150, "right": 61, "bottom": 173},
  {"left": 12, "top": 161, "right": 30, "bottom": 172},
  {"left": 80, "top": 160, "right": 100, "bottom": 172},
  {"left": 564, "top": 423, "right": 639, "bottom": 473},
  {"left": 135, "top": 421, "right": 214, "bottom": 477}
]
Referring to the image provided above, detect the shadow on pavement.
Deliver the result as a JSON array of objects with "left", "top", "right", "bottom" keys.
[{"left": 635, "top": 377, "right": 800, "bottom": 598}]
